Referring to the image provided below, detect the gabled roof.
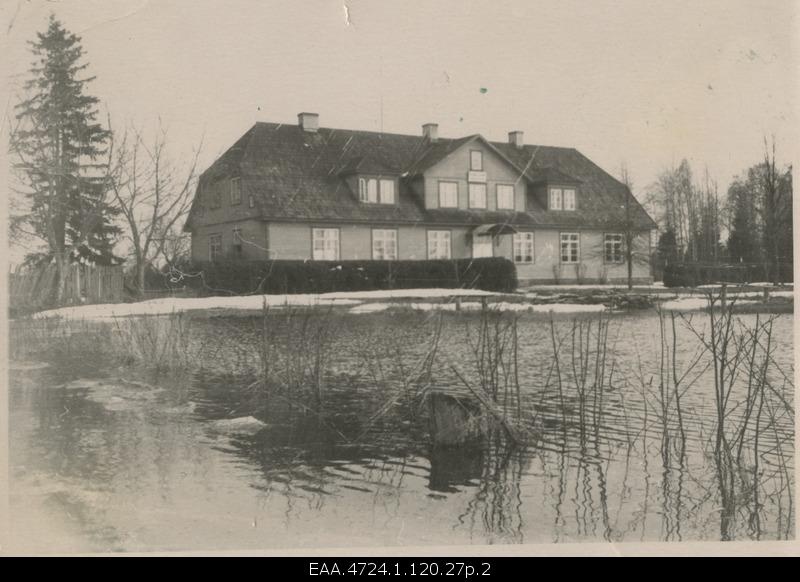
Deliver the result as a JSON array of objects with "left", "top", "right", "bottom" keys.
[{"left": 186, "top": 122, "right": 656, "bottom": 231}]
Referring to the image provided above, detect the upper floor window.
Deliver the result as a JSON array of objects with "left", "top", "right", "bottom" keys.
[
  {"left": 372, "top": 229, "right": 398, "bottom": 260},
  {"left": 427, "top": 230, "right": 451, "bottom": 260},
  {"left": 513, "top": 232, "right": 534, "bottom": 264},
  {"left": 312, "top": 228, "right": 339, "bottom": 260},
  {"left": 604, "top": 233, "right": 624, "bottom": 263},
  {"left": 563, "top": 188, "right": 576, "bottom": 211},
  {"left": 496, "top": 184, "right": 515, "bottom": 210},
  {"left": 248, "top": 194, "right": 255, "bottom": 208},
  {"left": 470, "top": 150, "right": 483, "bottom": 171},
  {"left": 468, "top": 183, "right": 487, "bottom": 209},
  {"left": 359, "top": 177, "right": 395, "bottom": 204},
  {"left": 230, "top": 178, "right": 241, "bottom": 205},
  {"left": 549, "top": 188, "right": 563, "bottom": 210},
  {"left": 439, "top": 181, "right": 458, "bottom": 208},
  {"left": 560, "top": 232, "right": 580, "bottom": 263},
  {"left": 209, "top": 234, "right": 222, "bottom": 261}
]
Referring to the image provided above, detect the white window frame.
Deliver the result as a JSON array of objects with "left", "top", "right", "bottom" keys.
[
  {"left": 468, "top": 182, "right": 487, "bottom": 209},
  {"left": 438, "top": 181, "right": 458, "bottom": 208},
  {"left": 209, "top": 234, "right": 222, "bottom": 261},
  {"left": 372, "top": 229, "right": 398, "bottom": 260},
  {"left": 604, "top": 233, "right": 625, "bottom": 264},
  {"left": 248, "top": 194, "right": 255, "bottom": 208},
  {"left": 367, "top": 178, "right": 378, "bottom": 203},
  {"left": 358, "top": 178, "right": 368, "bottom": 202},
  {"left": 470, "top": 150, "right": 483, "bottom": 171},
  {"left": 379, "top": 179, "right": 395, "bottom": 204},
  {"left": 550, "top": 188, "right": 563, "bottom": 210},
  {"left": 312, "top": 228, "right": 340, "bottom": 261},
  {"left": 230, "top": 177, "right": 241, "bottom": 205},
  {"left": 513, "top": 232, "right": 534, "bottom": 264},
  {"left": 496, "top": 184, "right": 515, "bottom": 210},
  {"left": 427, "top": 230, "right": 452, "bottom": 260},
  {"left": 563, "top": 188, "right": 576, "bottom": 211},
  {"left": 560, "top": 232, "right": 580, "bottom": 264}
]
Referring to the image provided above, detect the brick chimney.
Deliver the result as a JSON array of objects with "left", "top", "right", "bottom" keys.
[
  {"left": 508, "top": 131, "right": 524, "bottom": 148},
  {"left": 298, "top": 112, "right": 319, "bottom": 132},
  {"left": 422, "top": 123, "right": 438, "bottom": 142}
]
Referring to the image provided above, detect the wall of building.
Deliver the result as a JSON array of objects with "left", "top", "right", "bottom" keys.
[
  {"left": 190, "top": 219, "right": 269, "bottom": 262},
  {"left": 422, "top": 141, "right": 526, "bottom": 211},
  {"left": 193, "top": 220, "right": 652, "bottom": 283}
]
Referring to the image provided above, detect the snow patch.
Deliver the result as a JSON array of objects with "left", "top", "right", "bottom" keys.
[{"left": 210, "top": 416, "right": 267, "bottom": 435}]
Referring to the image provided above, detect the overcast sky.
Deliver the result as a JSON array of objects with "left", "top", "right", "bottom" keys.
[{"left": 3, "top": 0, "right": 798, "bottom": 205}]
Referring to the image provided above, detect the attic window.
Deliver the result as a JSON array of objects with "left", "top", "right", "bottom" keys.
[
  {"left": 549, "top": 188, "right": 562, "bottom": 210},
  {"left": 564, "top": 188, "right": 576, "bottom": 210},
  {"left": 358, "top": 177, "right": 395, "bottom": 205},
  {"left": 550, "top": 187, "right": 576, "bottom": 211},
  {"left": 470, "top": 150, "right": 483, "bottom": 171},
  {"left": 230, "top": 178, "right": 241, "bottom": 205}
]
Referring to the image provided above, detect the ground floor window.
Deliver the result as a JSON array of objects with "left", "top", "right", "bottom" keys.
[
  {"left": 372, "top": 229, "right": 398, "bottom": 260},
  {"left": 427, "top": 230, "right": 451, "bottom": 259},
  {"left": 604, "top": 233, "right": 624, "bottom": 263},
  {"left": 513, "top": 232, "right": 534, "bottom": 263},
  {"left": 560, "top": 232, "right": 579, "bottom": 263},
  {"left": 209, "top": 234, "right": 222, "bottom": 261},
  {"left": 312, "top": 228, "right": 339, "bottom": 260}
]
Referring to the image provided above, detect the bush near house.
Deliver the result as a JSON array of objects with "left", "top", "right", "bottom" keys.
[
  {"left": 183, "top": 258, "right": 518, "bottom": 295},
  {"left": 663, "top": 262, "right": 794, "bottom": 288}
]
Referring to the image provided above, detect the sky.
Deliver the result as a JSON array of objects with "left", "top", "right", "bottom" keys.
[{"left": 2, "top": 0, "right": 798, "bottom": 261}]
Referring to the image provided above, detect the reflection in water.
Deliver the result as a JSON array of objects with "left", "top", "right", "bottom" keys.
[{"left": 7, "top": 309, "right": 795, "bottom": 551}]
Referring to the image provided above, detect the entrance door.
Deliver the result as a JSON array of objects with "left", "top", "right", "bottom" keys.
[{"left": 472, "top": 235, "right": 493, "bottom": 258}]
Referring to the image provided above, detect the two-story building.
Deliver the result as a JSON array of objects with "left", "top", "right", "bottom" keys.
[{"left": 185, "top": 112, "right": 657, "bottom": 284}]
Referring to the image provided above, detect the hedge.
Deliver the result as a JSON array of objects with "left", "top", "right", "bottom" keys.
[
  {"left": 177, "top": 257, "right": 518, "bottom": 295},
  {"left": 663, "top": 262, "right": 793, "bottom": 288}
]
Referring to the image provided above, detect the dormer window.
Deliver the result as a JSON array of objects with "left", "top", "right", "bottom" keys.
[
  {"left": 230, "top": 178, "right": 241, "bottom": 205},
  {"left": 358, "top": 177, "right": 396, "bottom": 204},
  {"left": 470, "top": 150, "right": 483, "bottom": 171},
  {"left": 549, "top": 187, "right": 576, "bottom": 211}
]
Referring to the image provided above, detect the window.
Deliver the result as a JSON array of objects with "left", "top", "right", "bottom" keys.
[
  {"left": 367, "top": 179, "right": 378, "bottom": 203},
  {"left": 232, "top": 227, "right": 243, "bottom": 255},
  {"left": 563, "top": 188, "right": 576, "bottom": 211},
  {"left": 604, "top": 233, "right": 624, "bottom": 263},
  {"left": 468, "top": 183, "right": 487, "bottom": 208},
  {"left": 513, "top": 232, "right": 534, "bottom": 263},
  {"left": 470, "top": 150, "right": 483, "bottom": 171},
  {"left": 550, "top": 188, "right": 563, "bottom": 210},
  {"left": 230, "top": 178, "right": 241, "bottom": 205},
  {"left": 439, "top": 181, "right": 458, "bottom": 208},
  {"left": 358, "top": 178, "right": 368, "bottom": 202},
  {"left": 372, "top": 229, "right": 397, "bottom": 260},
  {"left": 497, "top": 184, "right": 515, "bottom": 210},
  {"left": 248, "top": 194, "right": 255, "bottom": 208},
  {"left": 427, "top": 230, "right": 451, "bottom": 259},
  {"left": 312, "top": 228, "right": 339, "bottom": 260},
  {"left": 209, "top": 234, "right": 222, "bottom": 261},
  {"left": 560, "top": 232, "right": 580, "bottom": 263},
  {"left": 379, "top": 179, "right": 395, "bottom": 204}
]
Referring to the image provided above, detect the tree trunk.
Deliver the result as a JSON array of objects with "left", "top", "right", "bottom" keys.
[{"left": 136, "top": 258, "right": 147, "bottom": 297}]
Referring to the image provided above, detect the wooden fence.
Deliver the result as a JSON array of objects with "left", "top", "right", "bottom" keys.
[{"left": 9, "top": 263, "right": 125, "bottom": 313}]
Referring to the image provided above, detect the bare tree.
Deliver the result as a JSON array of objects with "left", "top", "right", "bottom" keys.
[
  {"left": 618, "top": 164, "right": 652, "bottom": 290},
  {"left": 759, "top": 136, "right": 791, "bottom": 284},
  {"left": 107, "top": 121, "right": 202, "bottom": 295}
]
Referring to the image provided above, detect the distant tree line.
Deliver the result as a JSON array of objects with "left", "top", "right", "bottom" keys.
[{"left": 646, "top": 149, "right": 792, "bottom": 284}]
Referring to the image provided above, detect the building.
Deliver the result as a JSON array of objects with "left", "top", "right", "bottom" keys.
[{"left": 185, "top": 113, "right": 657, "bottom": 284}]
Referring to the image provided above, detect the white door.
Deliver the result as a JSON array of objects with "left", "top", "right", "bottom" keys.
[{"left": 472, "top": 236, "right": 493, "bottom": 258}]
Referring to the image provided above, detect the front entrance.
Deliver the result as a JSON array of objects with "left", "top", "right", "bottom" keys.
[{"left": 472, "top": 235, "right": 493, "bottom": 258}]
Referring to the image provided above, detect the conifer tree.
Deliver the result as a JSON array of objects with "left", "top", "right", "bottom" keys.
[{"left": 10, "top": 15, "right": 119, "bottom": 300}]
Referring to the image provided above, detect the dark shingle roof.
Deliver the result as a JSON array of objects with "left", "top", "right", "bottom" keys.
[{"left": 189, "top": 122, "right": 656, "bottom": 231}]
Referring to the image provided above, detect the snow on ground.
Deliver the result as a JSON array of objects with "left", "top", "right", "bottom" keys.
[
  {"left": 349, "top": 301, "right": 607, "bottom": 315},
  {"left": 32, "top": 288, "right": 498, "bottom": 320},
  {"left": 660, "top": 292, "right": 794, "bottom": 311}
]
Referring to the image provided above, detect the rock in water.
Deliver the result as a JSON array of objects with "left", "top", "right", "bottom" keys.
[{"left": 210, "top": 416, "right": 267, "bottom": 435}]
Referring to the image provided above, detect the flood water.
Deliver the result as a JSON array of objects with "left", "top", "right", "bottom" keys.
[{"left": 7, "top": 308, "right": 795, "bottom": 551}]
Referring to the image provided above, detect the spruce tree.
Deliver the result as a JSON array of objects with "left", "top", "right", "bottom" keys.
[{"left": 10, "top": 15, "right": 120, "bottom": 293}]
